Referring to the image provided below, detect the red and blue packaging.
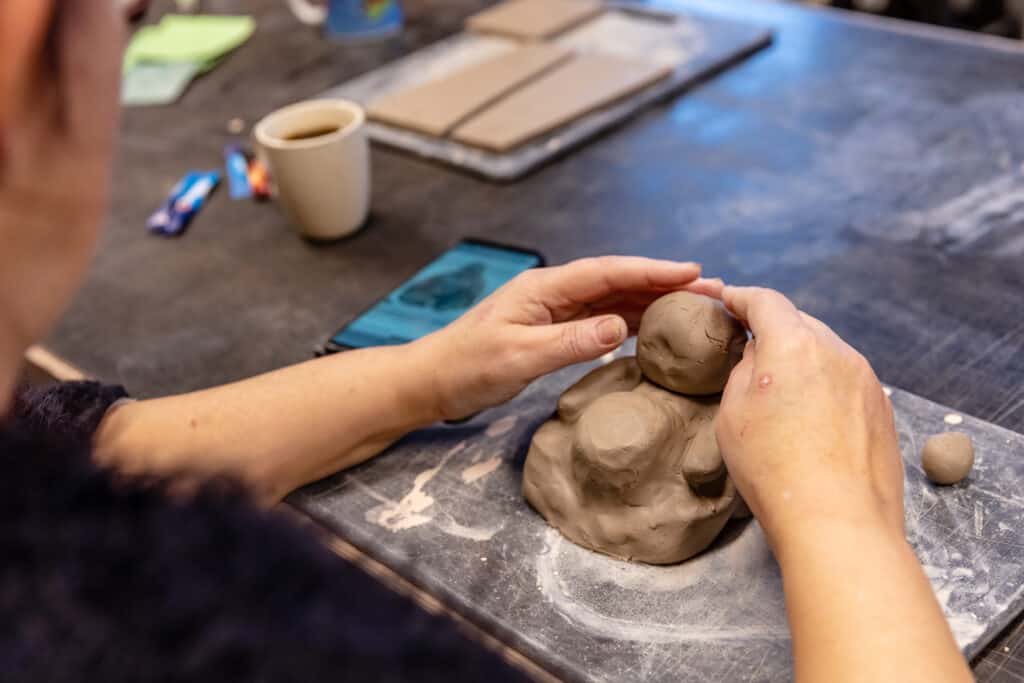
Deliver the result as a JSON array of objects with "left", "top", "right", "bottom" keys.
[
  {"left": 224, "top": 144, "right": 271, "bottom": 201},
  {"left": 224, "top": 145, "right": 253, "bottom": 200},
  {"left": 147, "top": 171, "right": 221, "bottom": 236}
]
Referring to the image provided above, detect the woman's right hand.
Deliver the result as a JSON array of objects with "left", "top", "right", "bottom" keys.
[
  {"left": 714, "top": 286, "right": 905, "bottom": 553},
  {"left": 715, "top": 287, "right": 973, "bottom": 683}
]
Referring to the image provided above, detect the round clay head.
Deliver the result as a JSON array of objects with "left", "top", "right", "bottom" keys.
[
  {"left": 921, "top": 432, "right": 974, "bottom": 485},
  {"left": 572, "top": 391, "right": 668, "bottom": 489},
  {"left": 636, "top": 291, "right": 747, "bottom": 395}
]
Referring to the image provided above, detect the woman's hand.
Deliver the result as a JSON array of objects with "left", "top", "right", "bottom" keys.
[
  {"left": 714, "top": 286, "right": 904, "bottom": 551},
  {"left": 714, "top": 286, "right": 971, "bottom": 683},
  {"left": 418, "top": 257, "right": 715, "bottom": 421},
  {"left": 97, "top": 257, "right": 714, "bottom": 500}
]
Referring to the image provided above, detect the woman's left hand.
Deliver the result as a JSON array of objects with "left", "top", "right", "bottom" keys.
[
  {"left": 95, "top": 257, "right": 716, "bottom": 499},
  {"left": 418, "top": 256, "right": 719, "bottom": 420}
]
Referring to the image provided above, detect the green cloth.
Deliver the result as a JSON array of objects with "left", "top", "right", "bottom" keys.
[
  {"left": 122, "top": 62, "right": 202, "bottom": 106},
  {"left": 124, "top": 14, "right": 255, "bottom": 72}
]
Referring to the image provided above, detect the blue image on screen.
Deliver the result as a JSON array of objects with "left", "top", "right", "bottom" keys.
[{"left": 332, "top": 242, "right": 541, "bottom": 349}]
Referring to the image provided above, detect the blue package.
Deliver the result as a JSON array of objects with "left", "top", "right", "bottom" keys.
[
  {"left": 147, "top": 171, "right": 221, "bottom": 236},
  {"left": 323, "top": 0, "right": 403, "bottom": 41},
  {"left": 147, "top": 173, "right": 197, "bottom": 235},
  {"left": 224, "top": 145, "right": 253, "bottom": 200}
]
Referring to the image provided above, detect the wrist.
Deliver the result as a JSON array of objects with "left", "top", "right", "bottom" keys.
[
  {"left": 751, "top": 482, "right": 902, "bottom": 551},
  {"left": 771, "top": 513, "right": 909, "bottom": 574},
  {"left": 404, "top": 334, "right": 457, "bottom": 424},
  {"left": 774, "top": 514, "right": 970, "bottom": 683}
]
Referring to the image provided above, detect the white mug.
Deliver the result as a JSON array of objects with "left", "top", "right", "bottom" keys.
[{"left": 254, "top": 99, "right": 370, "bottom": 241}]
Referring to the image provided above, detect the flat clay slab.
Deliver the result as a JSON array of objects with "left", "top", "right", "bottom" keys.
[
  {"left": 452, "top": 53, "right": 672, "bottom": 152},
  {"left": 366, "top": 44, "right": 572, "bottom": 137},
  {"left": 466, "top": 0, "right": 604, "bottom": 41}
]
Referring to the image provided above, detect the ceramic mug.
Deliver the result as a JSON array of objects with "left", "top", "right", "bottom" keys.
[{"left": 254, "top": 99, "right": 370, "bottom": 241}]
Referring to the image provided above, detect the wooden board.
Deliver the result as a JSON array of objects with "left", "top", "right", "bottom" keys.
[
  {"left": 466, "top": 0, "right": 604, "bottom": 41},
  {"left": 452, "top": 53, "right": 673, "bottom": 152},
  {"left": 366, "top": 44, "right": 572, "bottom": 137}
]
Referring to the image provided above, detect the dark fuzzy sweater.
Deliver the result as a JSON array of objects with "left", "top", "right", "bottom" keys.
[{"left": 1, "top": 382, "right": 528, "bottom": 682}]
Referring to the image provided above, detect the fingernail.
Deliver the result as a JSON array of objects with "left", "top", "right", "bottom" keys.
[
  {"left": 666, "top": 261, "right": 699, "bottom": 273},
  {"left": 596, "top": 317, "right": 626, "bottom": 345}
]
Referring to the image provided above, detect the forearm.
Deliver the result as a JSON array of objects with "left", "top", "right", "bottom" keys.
[
  {"left": 776, "top": 519, "right": 972, "bottom": 683},
  {"left": 94, "top": 339, "right": 444, "bottom": 502},
  {"left": 90, "top": 257, "right": 704, "bottom": 501}
]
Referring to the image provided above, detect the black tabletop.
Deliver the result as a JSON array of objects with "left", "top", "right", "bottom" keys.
[{"left": 48, "top": 0, "right": 1024, "bottom": 678}]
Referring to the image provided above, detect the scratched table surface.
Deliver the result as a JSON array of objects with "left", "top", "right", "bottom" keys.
[{"left": 48, "top": 0, "right": 1024, "bottom": 678}]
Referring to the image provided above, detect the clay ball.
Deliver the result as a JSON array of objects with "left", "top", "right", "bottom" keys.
[
  {"left": 572, "top": 391, "right": 667, "bottom": 487},
  {"left": 921, "top": 432, "right": 975, "bottom": 485},
  {"left": 637, "top": 291, "right": 746, "bottom": 395}
]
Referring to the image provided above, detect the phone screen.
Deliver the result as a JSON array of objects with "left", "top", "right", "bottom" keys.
[{"left": 329, "top": 241, "right": 543, "bottom": 350}]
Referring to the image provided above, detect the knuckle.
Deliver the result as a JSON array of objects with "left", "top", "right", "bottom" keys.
[
  {"left": 746, "top": 288, "right": 771, "bottom": 308},
  {"left": 559, "top": 324, "right": 587, "bottom": 360},
  {"left": 512, "top": 268, "right": 541, "bottom": 290},
  {"left": 793, "top": 325, "right": 816, "bottom": 347},
  {"left": 572, "top": 256, "right": 605, "bottom": 279},
  {"left": 777, "top": 325, "right": 815, "bottom": 356},
  {"left": 492, "top": 332, "right": 525, "bottom": 366},
  {"left": 496, "top": 338, "right": 535, "bottom": 378},
  {"left": 752, "top": 287, "right": 783, "bottom": 306},
  {"left": 506, "top": 336, "right": 535, "bottom": 368}
]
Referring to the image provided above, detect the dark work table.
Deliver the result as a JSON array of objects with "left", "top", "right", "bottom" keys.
[{"left": 48, "top": 0, "right": 1024, "bottom": 678}]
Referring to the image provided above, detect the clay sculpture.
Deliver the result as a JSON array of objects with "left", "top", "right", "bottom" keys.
[
  {"left": 523, "top": 291, "right": 748, "bottom": 564},
  {"left": 921, "top": 432, "right": 975, "bottom": 485},
  {"left": 465, "top": 0, "right": 604, "bottom": 41},
  {"left": 451, "top": 54, "right": 671, "bottom": 153},
  {"left": 366, "top": 44, "right": 572, "bottom": 137}
]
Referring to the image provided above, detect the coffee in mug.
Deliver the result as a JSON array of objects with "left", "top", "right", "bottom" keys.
[
  {"left": 254, "top": 99, "right": 370, "bottom": 241},
  {"left": 283, "top": 125, "right": 343, "bottom": 141}
]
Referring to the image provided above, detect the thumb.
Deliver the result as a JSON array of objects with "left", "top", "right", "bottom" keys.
[{"left": 531, "top": 315, "right": 628, "bottom": 376}]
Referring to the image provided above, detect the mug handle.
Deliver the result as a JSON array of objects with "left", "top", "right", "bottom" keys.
[{"left": 286, "top": 0, "right": 328, "bottom": 26}]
